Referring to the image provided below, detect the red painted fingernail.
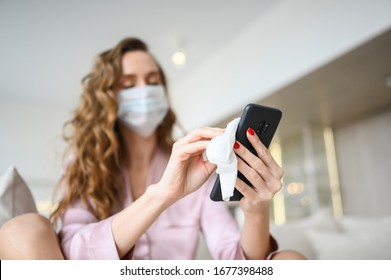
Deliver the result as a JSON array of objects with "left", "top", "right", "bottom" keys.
[
  {"left": 233, "top": 141, "right": 240, "bottom": 149},
  {"left": 247, "top": 127, "right": 255, "bottom": 135}
]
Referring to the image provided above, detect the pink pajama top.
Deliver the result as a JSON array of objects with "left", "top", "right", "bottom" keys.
[{"left": 59, "top": 148, "right": 277, "bottom": 260}]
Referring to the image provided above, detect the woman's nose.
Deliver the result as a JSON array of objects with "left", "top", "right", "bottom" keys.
[{"left": 135, "top": 79, "right": 147, "bottom": 87}]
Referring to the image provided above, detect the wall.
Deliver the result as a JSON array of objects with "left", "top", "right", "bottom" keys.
[
  {"left": 334, "top": 109, "right": 391, "bottom": 216},
  {"left": 171, "top": 0, "right": 391, "bottom": 130},
  {"left": 0, "top": 99, "right": 70, "bottom": 204}
]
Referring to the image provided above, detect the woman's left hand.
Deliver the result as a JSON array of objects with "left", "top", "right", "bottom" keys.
[{"left": 234, "top": 127, "right": 284, "bottom": 216}]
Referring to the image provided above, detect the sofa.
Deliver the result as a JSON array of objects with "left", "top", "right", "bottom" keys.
[{"left": 236, "top": 207, "right": 391, "bottom": 260}]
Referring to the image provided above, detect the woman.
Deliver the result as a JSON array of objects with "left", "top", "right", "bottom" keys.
[{"left": 0, "top": 38, "right": 305, "bottom": 260}]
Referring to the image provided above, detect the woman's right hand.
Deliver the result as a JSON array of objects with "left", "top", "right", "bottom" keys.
[
  {"left": 112, "top": 127, "right": 222, "bottom": 257},
  {"left": 151, "top": 127, "right": 224, "bottom": 203}
]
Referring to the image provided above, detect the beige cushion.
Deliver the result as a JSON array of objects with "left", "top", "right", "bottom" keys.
[{"left": 0, "top": 166, "right": 37, "bottom": 227}]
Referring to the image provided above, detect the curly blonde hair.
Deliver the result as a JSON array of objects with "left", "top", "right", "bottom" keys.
[{"left": 50, "top": 38, "right": 176, "bottom": 224}]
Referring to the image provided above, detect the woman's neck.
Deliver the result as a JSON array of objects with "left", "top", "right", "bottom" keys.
[{"left": 118, "top": 123, "right": 158, "bottom": 170}]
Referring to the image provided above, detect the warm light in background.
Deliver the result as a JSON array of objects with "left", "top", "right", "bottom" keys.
[
  {"left": 323, "top": 127, "right": 344, "bottom": 217},
  {"left": 287, "top": 182, "right": 305, "bottom": 195},
  {"left": 270, "top": 142, "right": 286, "bottom": 225},
  {"left": 171, "top": 49, "right": 187, "bottom": 67}
]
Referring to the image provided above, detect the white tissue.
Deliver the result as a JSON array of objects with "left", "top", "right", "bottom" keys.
[{"left": 205, "top": 118, "right": 240, "bottom": 201}]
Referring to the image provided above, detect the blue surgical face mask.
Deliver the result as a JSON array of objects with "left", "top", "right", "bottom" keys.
[{"left": 117, "top": 85, "right": 169, "bottom": 137}]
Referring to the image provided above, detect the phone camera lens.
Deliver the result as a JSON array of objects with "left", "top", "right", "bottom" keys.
[
  {"left": 263, "top": 123, "right": 270, "bottom": 133},
  {"left": 257, "top": 122, "right": 265, "bottom": 134}
]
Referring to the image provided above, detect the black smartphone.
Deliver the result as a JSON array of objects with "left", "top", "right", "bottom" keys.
[{"left": 209, "top": 103, "right": 282, "bottom": 201}]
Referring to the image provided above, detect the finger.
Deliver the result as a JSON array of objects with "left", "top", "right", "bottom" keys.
[
  {"left": 174, "top": 140, "right": 210, "bottom": 161},
  {"left": 237, "top": 155, "right": 283, "bottom": 196},
  {"left": 237, "top": 156, "right": 268, "bottom": 191},
  {"left": 234, "top": 141, "right": 274, "bottom": 184},
  {"left": 235, "top": 177, "right": 257, "bottom": 198},
  {"left": 246, "top": 128, "right": 283, "bottom": 178},
  {"left": 236, "top": 177, "right": 275, "bottom": 202},
  {"left": 178, "top": 127, "right": 224, "bottom": 144}
]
